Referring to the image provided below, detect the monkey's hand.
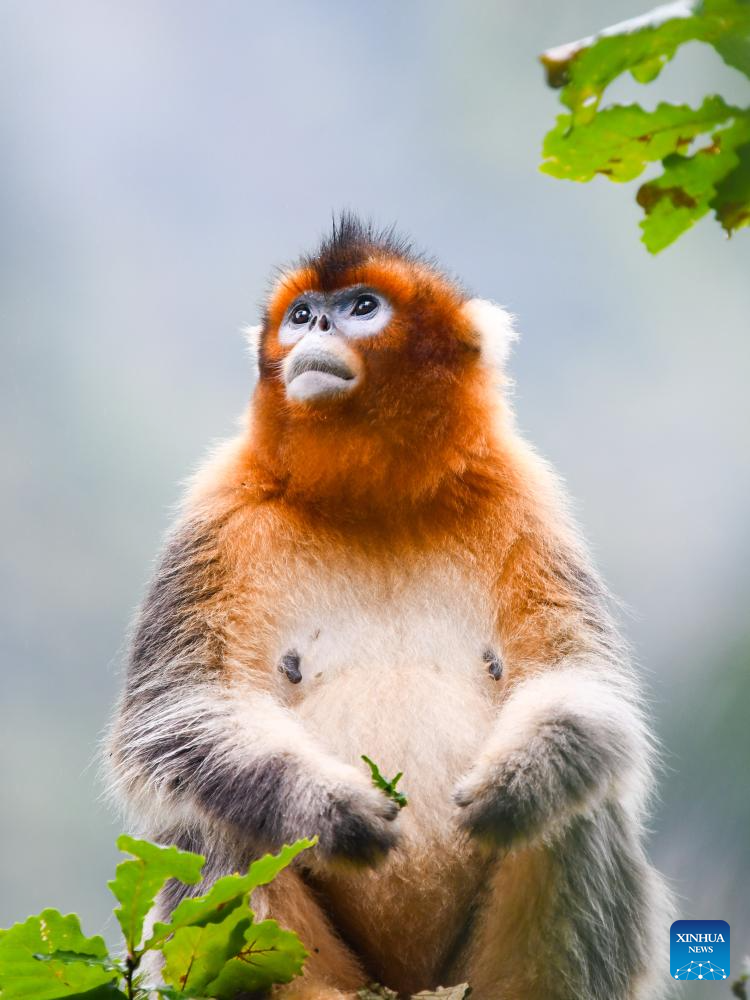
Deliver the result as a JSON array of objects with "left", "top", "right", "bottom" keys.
[
  {"left": 452, "top": 668, "right": 647, "bottom": 851},
  {"left": 307, "top": 762, "right": 401, "bottom": 866},
  {"left": 207, "top": 754, "right": 401, "bottom": 867}
]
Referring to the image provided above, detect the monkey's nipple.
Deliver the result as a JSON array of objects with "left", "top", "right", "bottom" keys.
[
  {"left": 483, "top": 647, "right": 503, "bottom": 681},
  {"left": 278, "top": 649, "right": 303, "bottom": 684}
]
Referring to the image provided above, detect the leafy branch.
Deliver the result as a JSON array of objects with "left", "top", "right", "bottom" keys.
[
  {"left": 0, "top": 835, "right": 314, "bottom": 1000},
  {"left": 539, "top": 0, "right": 750, "bottom": 251},
  {"left": 0, "top": 756, "right": 417, "bottom": 999}
]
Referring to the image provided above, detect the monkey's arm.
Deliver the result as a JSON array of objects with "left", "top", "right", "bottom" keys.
[
  {"left": 454, "top": 531, "right": 652, "bottom": 849},
  {"left": 108, "top": 512, "right": 397, "bottom": 863}
]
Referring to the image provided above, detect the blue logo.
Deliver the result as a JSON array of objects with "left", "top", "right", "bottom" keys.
[{"left": 670, "top": 920, "right": 730, "bottom": 981}]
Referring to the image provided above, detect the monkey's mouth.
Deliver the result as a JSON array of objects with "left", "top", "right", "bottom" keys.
[{"left": 284, "top": 347, "right": 358, "bottom": 402}]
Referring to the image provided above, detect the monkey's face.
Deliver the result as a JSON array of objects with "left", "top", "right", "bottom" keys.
[
  {"left": 260, "top": 259, "right": 476, "bottom": 421},
  {"left": 278, "top": 287, "right": 392, "bottom": 404}
]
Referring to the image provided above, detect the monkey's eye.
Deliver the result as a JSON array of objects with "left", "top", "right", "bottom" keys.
[
  {"left": 334, "top": 290, "right": 392, "bottom": 338},
  {"left": 351, "top": 294, "right": 378, "bottom": 317},
  {"left": 291, "top": 303, "right": 312, "bottom": 325}
]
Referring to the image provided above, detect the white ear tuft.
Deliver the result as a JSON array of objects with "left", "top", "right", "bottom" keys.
[
  {"left": 243, "top": 324, "right": 263, "bottom": 378},
  {"left": 462, "top": 298, "right": 518, "bottom": 372}
]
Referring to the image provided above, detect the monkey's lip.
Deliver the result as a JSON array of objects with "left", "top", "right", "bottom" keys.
[
  {"left": 287, "top": 352, "right": 355, "bottom": 382},
  {"left": 285, "top": 351, "right": 357, "bottom": 401}
]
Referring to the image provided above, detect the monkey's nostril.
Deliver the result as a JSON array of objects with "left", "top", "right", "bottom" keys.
[{"left": 318, "top": 314, "right": 330, "bottom": 332}]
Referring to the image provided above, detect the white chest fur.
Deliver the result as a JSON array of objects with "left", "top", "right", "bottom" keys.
[
  {"left": 270, "top": 553, "right": 501, "bottom": 811},
  {"left": 272, "top": 553, "right": 496, "bottom": 687}
]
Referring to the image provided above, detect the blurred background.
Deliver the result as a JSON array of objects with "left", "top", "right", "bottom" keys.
[{"left": 1, "top": 1, "right": 749, "bottom": 992}]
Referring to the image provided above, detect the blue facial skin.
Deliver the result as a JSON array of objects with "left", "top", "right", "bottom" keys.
[{"left": 279, "top": 287, "right": 393, "bottom": 345}]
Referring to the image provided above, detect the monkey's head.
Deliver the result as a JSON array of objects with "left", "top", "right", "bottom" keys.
[{"left": 248, "top": 215, "right": 517, "bottom": 515}]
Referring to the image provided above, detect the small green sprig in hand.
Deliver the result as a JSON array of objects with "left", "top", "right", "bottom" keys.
[
  {"left": 361, "top": 755, "right": 409, "bottom": 810},
  {"left": 0, "top": 834, "right": 315, "bottom": 1000}
]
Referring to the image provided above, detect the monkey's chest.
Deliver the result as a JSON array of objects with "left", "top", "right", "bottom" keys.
[
  {"left": 271, "top": 553, "right": 497, "bottom": 680},
  {"left": 268, "top": 559, "right": 500, "bottom": 985},
  {"left": 269, "top": 559, "right": 502, "bottom": 817}
]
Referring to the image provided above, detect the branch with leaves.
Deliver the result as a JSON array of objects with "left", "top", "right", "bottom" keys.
[
  {"left": 540, "top": 0, "right": 750, "bottom": 251},
  {"left": 0, "top": 755, "right": 410, "bottom": 1000},
  {"left": 0, "top": 836, "right": 314, "bottom": 1000}
]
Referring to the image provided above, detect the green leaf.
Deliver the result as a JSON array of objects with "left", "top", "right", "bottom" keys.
[
  {"left": 540, "top": 0, "right": 750, "bottom": 121},
  {"left": 637, "top": 111, "right": 750, "bottom": 249},
  {"left": 705, "top": 0, "right": 750, "bottom": 76},
  {"left": 0, "top": 910, "right": 122, "bottom": 1000},
  {"left": 541, "top": 98, "right": 738, "bottom": 183},
  {"left": 37, "top": 952, "right": 121, "bottom": 970},
  {"left": 108, "top": 835, "right": 204, "bottom": 953},
  {"left": 145, "top": 839, "right": 315, "bottom": 951},
  {"left": 712, "top": 140, "right": 750, "bottom": 231},
  {"left": 361, "top": 756, "right": 408, "bottom": 809},
  {"left": 202, "top": 919, "right": 308, "bottom": 997},
  {"left": 538, "top": 0, "right": 750, "bottom": 249},
  {"left": 161, "top": 905, "right": 251, "bottom": 994}
]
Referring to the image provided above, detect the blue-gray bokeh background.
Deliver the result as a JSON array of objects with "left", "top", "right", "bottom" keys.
[{"left": 2, "top": 1, "right": 749, "bottom": 990}]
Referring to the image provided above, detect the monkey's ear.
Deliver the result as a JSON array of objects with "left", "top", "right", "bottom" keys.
[
  {"left": 243, "top": 324, "right": 263, "bottom": 378},
  {"left": 462, "top": 298, "right": 518, "bottom": 372}
]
